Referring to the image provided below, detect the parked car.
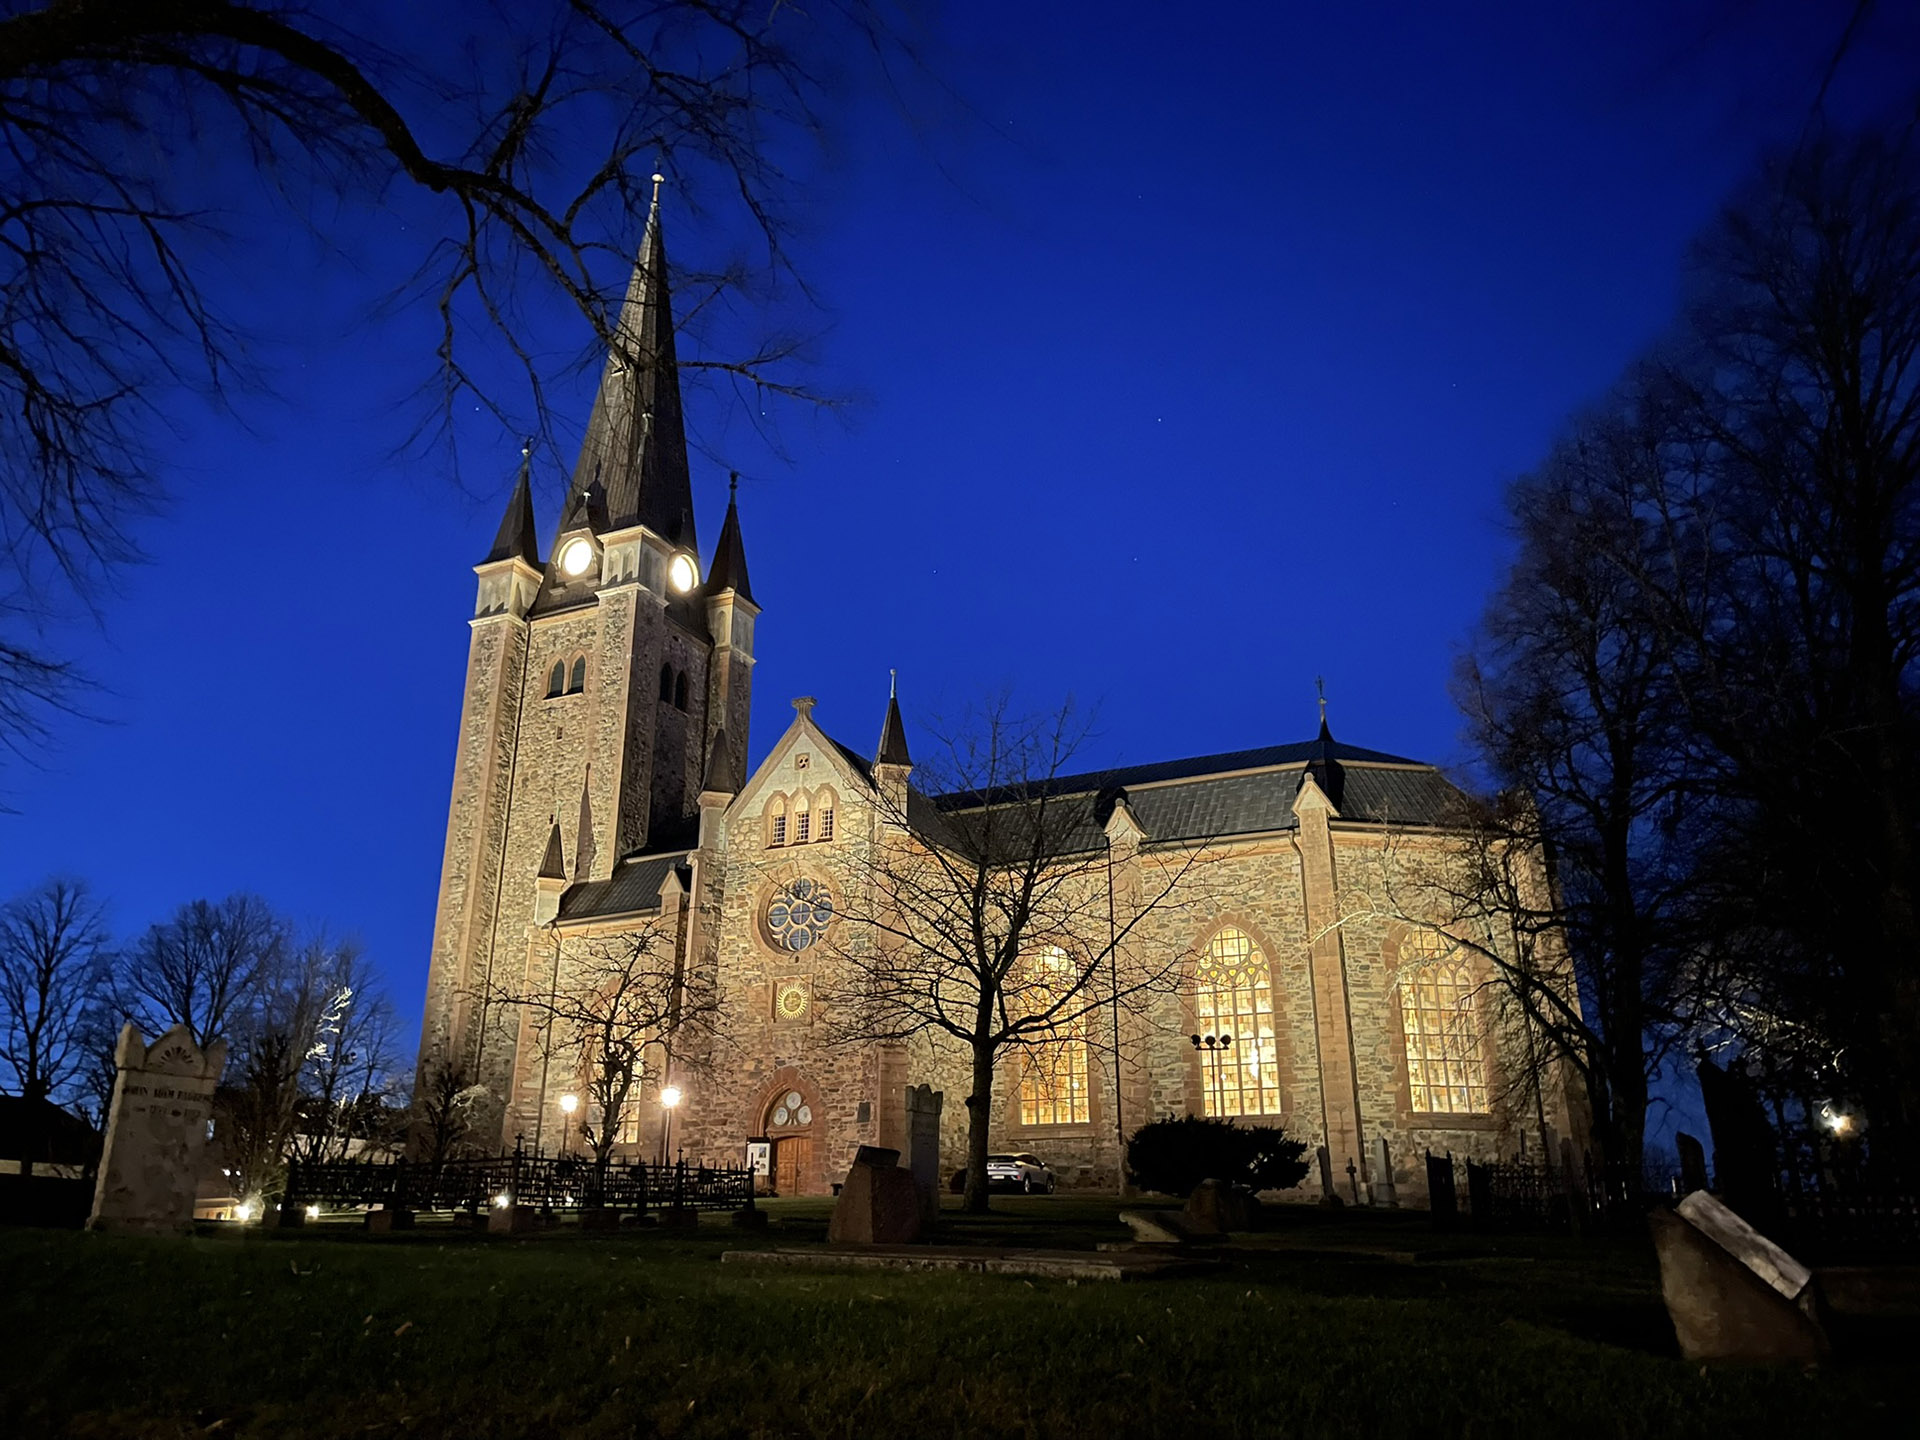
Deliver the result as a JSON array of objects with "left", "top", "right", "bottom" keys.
[{"left": 948, "top": 1152, "right": 1057, "bottom": 1194}]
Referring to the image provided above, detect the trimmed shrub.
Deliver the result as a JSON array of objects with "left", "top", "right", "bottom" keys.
[{"left": 1124, "top": 1114, "right": 1310, "bottom": 1197}]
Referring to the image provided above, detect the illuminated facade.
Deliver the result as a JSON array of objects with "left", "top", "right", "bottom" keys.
[{"left": 414, "top": 199, "right": 1586, "bottom": 1200}]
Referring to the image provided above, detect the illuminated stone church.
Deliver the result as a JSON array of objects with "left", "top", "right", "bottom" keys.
[{"left": 414, "top": 198, "right": 1585, "bottom": 1200}]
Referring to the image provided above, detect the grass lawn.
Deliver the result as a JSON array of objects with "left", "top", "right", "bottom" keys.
[{"left": 0, "top": 1197, "right": 1905, "bottom": 1438}]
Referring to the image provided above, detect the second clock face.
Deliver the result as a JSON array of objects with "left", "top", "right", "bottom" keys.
[{"left": 559, "top": 537, "right": 595, "bottom": 577}]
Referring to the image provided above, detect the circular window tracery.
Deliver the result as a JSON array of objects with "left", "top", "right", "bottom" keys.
[
  {"left": 767, "top": 877, "right": 834, "bottom": 952},
  {"left": 769, "top": 1090, "right": 813, "bottom": 1128}
]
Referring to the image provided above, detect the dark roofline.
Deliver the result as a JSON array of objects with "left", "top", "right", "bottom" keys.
[{"left": 932, "top": 737, "right": 1428, "bottom": 811}]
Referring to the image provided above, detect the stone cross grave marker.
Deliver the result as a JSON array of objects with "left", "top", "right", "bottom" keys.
[{"left": 89, "top": 1023, "right": 228, "bottom": 1235}]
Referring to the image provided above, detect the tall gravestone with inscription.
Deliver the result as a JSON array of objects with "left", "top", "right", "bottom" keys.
[
  {"left": 902, "top": 1084, "right": 944, "bottom": 1228},
  {"left": 88, "top": 1023, "right": 228, "bottom": 1234}
]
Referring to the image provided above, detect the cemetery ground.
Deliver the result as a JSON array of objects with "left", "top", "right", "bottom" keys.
[{"left": 1, "top": 1197, "right": 1908, "bottom": 1439}]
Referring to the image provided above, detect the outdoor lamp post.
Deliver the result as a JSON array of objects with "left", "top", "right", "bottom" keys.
[
  {"left": 559, "top": 1093, "right": 579, "bottom": 1155},
  {"left": 1190, "top": 1032, "right": 1234, "bottom": 1116},
  {"left": 660, "top": 1084, "right": 683, "bottom": 1165}
]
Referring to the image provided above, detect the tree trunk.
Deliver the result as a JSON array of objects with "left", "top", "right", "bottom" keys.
[{"left": 961, "top": 1042, "right": 995, "bottom": 1214}]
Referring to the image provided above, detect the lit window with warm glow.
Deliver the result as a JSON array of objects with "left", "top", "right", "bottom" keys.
[
  {"left": 1398, "top": 931, "right": 1488, "bottom": 1115},
  {"left": 559, "top": 536, "right": 595, "bottom": 577},
  {"left": 1017, "top": 946, "right": 1091, "bottom": 1126},
  {"left": 1194, "top": 927, "right": 1281, "bottom": 1117}
]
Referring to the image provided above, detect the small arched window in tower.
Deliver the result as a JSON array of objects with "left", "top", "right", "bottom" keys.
[
  {"left": 793, "top": 791, "right": 811, "bottom": 845},
  {"left": 767, "top": 795, "right": 788, "bottom": 848},
  {"left": 1398, "top": 930, "right": 1488, "bottom": 1116},
  {"left": 568, "top": 657, "right": 587, "bottom": 694},
  {"left": 673, "top": 670, "right": 689, "bottom": 712},
  {"left": 658, "top": 662, "right": 673, "bottom": 702},
  {"left": 546, "top": 661, "right": 566, "bottom": 698}
]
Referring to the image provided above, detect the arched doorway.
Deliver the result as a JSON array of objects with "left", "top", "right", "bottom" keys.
[{"left": 764, "top": 1086, "right": 816, "bottom": 1196}]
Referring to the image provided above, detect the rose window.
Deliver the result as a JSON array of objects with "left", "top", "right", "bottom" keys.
[{"left": 768, "top": 878, "right": 834, "bottom": 952}]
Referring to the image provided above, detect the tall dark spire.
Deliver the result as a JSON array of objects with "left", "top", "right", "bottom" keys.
[
  {"left": 563, "top": 177, "right": 696, "bottom": 551},
  {"left": 702, "top": 728, "right": 735, "bottom": 796},
  {"left": 705, "top": 473, "right": 754, "bottom": 602},
  {"left": 483, "top": 441, "right": 541, "bottom": 566},
  {"left": 538, "top": 821, "right": 567, "bottom": 881},
  {"left": 876, "top": 670, "right": 911, "bottom": 768}
]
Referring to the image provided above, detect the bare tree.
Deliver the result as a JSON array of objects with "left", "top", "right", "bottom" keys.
[
  {"left": 118, "top": 893, "right": 287, "bottom": 1049},
  {"left": 1456, "top": 381, "right": 1708, "bottom": 1176},
  {"left": 0, "top": 1, "right": 922, "bottom": 758},
  {"left": 289, "top": 942, "right": 401, "bottom": 1164},
  {"left": 415, "top": 1056, "right": 488, "bottom": 1170},
  {"left": 0, "top": 877, "right": 110, "bottom": 1129},
  {"left": 824, "top": 697, "right": 1212, "bottom": 1213},
  {"left": 502, "top": 918, "right": 718, "bottom": 1177}
]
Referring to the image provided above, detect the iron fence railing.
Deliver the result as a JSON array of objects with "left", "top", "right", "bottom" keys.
[{"left": 284, "top": 1150, "right": 753, "bottom": 1216}]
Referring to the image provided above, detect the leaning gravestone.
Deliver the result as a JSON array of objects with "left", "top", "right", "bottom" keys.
[
  {"left": 1676, "top": 1132, "right": 1710, "bottom": 1196},
  {"left": 89, "top": 1023, "right": 228, "bottom": 1235},
  {"left": 902, "top": 1084, "right": 944, "bottom": 1228},
  {"left": 1316, "top": 1144, "right": 1343, "bottom": 1207},
  {"left": 1649, "top": 1189, "right": 1828, "bottom": 1363},
  {"left": 828, "top": 1145, "right": 923, "bottom": 1245}
]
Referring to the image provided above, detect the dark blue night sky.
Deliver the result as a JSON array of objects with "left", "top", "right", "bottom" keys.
[{"left": 2, "top": 3, "right": 1912, "bottom": 1146}]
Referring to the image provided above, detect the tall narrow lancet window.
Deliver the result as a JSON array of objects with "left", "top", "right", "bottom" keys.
[
  {"left": 1193, "top": 927, "right": 1280, "bottom": 1117},
  {"left": 767, "top": 795, "right": 788, "bottom": 848},
  {"left": 1016, "top": 946, "right": 1091, "bottom": 1126},
  {"left": 568, "top": 657, "right": 587, "bottom": 694},
  {"left": 673, "top": 671, "right": 689, "bottom": 711},
  {"left": 659, "top": 663, "right": 673, "bottom": 702},
  {"left": 547, "top": 661, "right": 566, "bottom": 698},
  {"left": 1398, "top": 931, "right": 1488, "bottom": 1115}
]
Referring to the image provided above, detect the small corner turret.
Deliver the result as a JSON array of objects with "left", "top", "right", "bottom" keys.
[
  {"left": 473, "top": 442, "right": 544, "bottom": 620},
  {"left": 873, "top": 671, "right": 912, "bottom": 810},
  {"left": 702, "top": 473, "right": 757, "bottom": 794}
]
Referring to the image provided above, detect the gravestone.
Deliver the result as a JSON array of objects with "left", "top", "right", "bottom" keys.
[
  {"left": 88, "top": 1023, "right": 227, "bottom": 1235},
  {"left": 827, "top": 1145, "right": 923, "bottom": 1245},
  {"left": 1650, "top": 1190, "right": 1828, "bottom": 1363},
  {"left": 1676, "top": 1132, "right": 1709, "bottom": 1196},
  {"left": 1316, "top": 1144, "right": 1343, "bottom": 1208},
  {"left": 1371, "top": 1137, "right": 1398, "bottom": 1207},
  {"left": 902, "top": 1084, "right": 944, "bottom": 1228},
  {"left": 1426, "top": 1149, "right": 1458, "bottom": 1229},
  {"left": 1185, "top": 1178, "right": 1254, "bottom": 1233}
]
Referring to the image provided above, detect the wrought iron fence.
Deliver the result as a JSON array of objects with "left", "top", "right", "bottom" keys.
[{"left": 284, "top": 1151, "right": 753, "bottom": 1216}]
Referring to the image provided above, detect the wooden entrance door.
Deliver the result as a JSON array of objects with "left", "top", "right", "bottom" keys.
[{"left": 772, "top": 1135, "right": 812, "bottom": 1196}]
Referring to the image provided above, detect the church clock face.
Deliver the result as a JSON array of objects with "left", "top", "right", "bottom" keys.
[
  {"left": 767, "top": 878, "right": 833, "bottom": 952},
  {"left": 558, "top": 536, "right": 595, "bottom": 578}
]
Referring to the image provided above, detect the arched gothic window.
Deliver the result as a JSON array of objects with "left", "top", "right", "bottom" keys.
[
  {"left": 767, "top": 795, "right": 788, "bottom": 847},
  {"left": 546, "top": 661, "right": 566, "bottom": 698},
  {"left": 1016, "top": 945, "right": 1090, "bottom": 1126},
  {"left": 793, "top": 791, "right": 811, "bottom": 845},
  {"left": 1398, "top": 931, "right": 1488, "bottom": 1115},
  {"left": 568, "top": 657, "right": 587, "bottom": 694},
  {"left": 673, "top": 670, "right": 689, "bottom": 711},
  {"left": 658, "top": 663, "right": 673, "bottom": 702},
  {"left": 1193, "top": 927, "right": 1280, "bottom": 1117}
]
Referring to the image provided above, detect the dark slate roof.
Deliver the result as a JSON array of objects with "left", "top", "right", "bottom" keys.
[
  {"left": 924, "top": 737, "right": 1462, "bottom": 853},
  {"left": 558, "top": 852, "right": 688, "bottom": 922},
  {"left": 704, "top": 480, "right": 753, "bottom": 604},
  {"left": 483, "top": 459, "right": 540, "bottom": 567}
]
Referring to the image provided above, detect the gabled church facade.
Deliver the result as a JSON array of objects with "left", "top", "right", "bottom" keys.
[{"left": 415, "top": 199, "right": 1586, "bottom": 1203}]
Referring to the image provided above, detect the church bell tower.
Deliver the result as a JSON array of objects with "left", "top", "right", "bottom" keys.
[{"left": 415, "top": 184, "right": 755, "bottom": 1141}]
